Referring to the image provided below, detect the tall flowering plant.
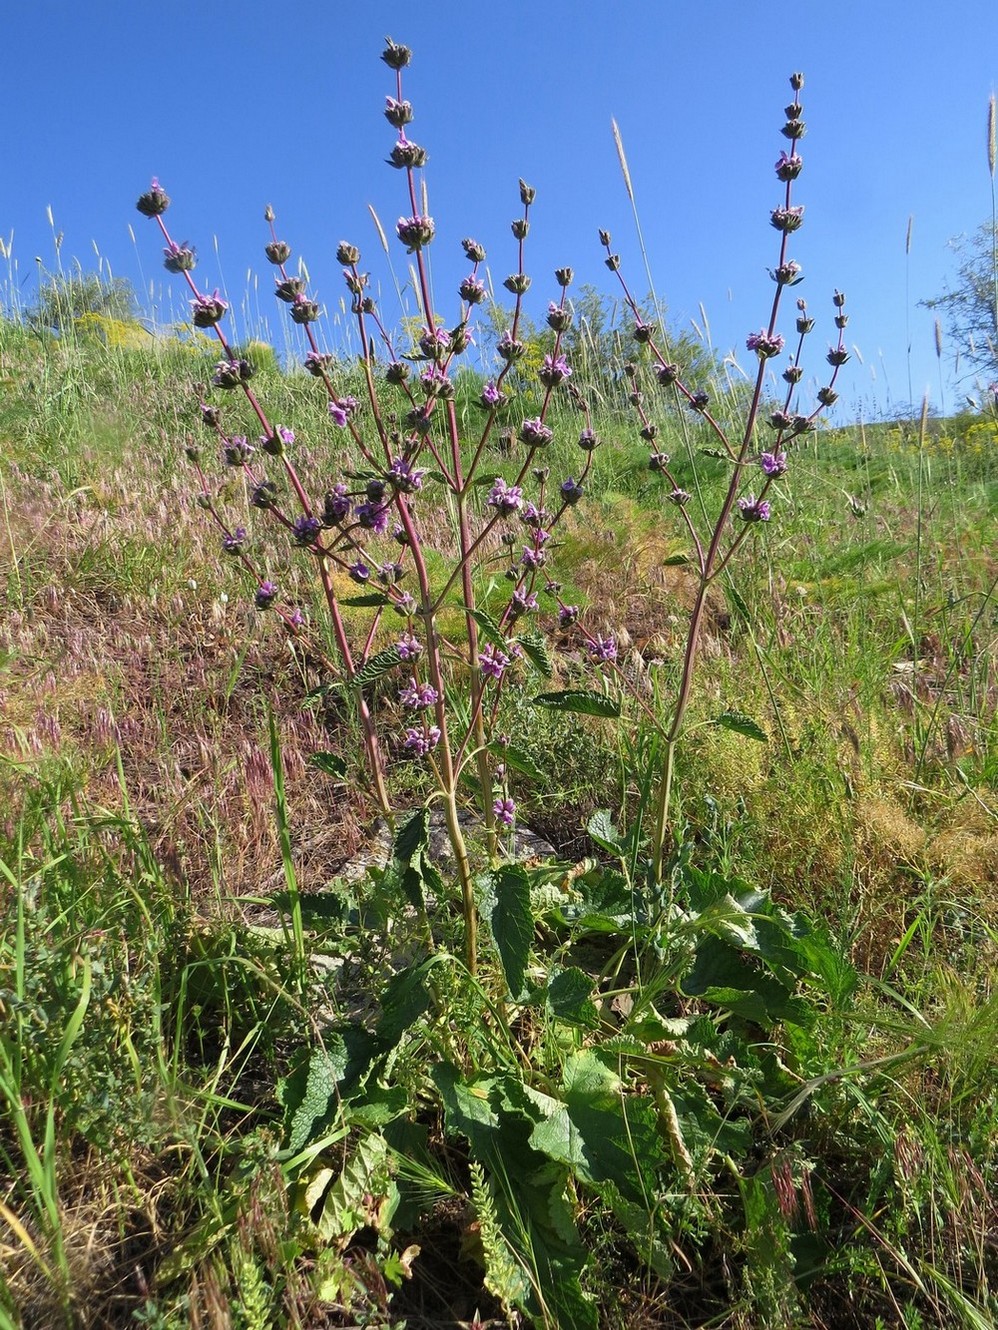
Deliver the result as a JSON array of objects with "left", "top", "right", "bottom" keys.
[
  {"left": 137, "top": 39, "right": 605, "bottom": 975},
  {"left": 136, "top": 49, "right": 846, "bottom": 969},
  {"left": 596, "top": 72, "right": 848, "bottom": 878}
]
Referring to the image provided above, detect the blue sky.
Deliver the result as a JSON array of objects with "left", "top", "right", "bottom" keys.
[{"left": 5, "top": 1, "right": 998, "bottom": 421}]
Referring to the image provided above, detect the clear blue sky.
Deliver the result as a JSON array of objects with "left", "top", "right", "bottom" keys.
[{"left": 5, "top": 1, "right": 998, "bottom": 421}]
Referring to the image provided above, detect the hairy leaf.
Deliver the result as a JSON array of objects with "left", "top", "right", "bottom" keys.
[{"left": 531, "top": 689, "right": 621, "bottom": 718}]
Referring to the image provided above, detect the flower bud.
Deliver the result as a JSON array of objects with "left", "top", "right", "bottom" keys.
[
  {"left": 833, "top": 289, "right": 847, "bottom": 308},
  {"left": 560, "top": 477, "right": 584, "bottom": 505},
  {"left": 223, "top": 436, "right": 254, "bottom": 465},
  {"left": 604, "top": 253, "right": 621, "bottom": 272},
  {"left": 462, "top": 238, "right": 486, "bottom": 262},
  {"left": 791, "top": 414, "right": 814, "bottom": 435},
  {"left": 781, "top": 119, "right": 807, "bottom": 141},
  {"left": 459, "top": 274, "right": 487, "bottom": 304},
  {"left": 790, "top": 72, "right": 805, "bottom": 90},
  {"left": 555, "top": 266, "right": 574, "bottom": 288},
  {"left": 782, "top": 365, "right": 804, "bottom": 385},
  {"left": 598, "top": 229, "right": 611, "bottom": 247},
  {"left": 136, "top": 178, "right": 170, "bottom": 217},
  {"left": 212, "top": 358, "right": 255, "bottom": 389},
  {"left": 817, "top": 386, "right": 839, "bottom": 406},
  {"left": 689, "top": 391, "right": 710, "bottom": 412},
  {"left": 503, "top": 272, "right": 531, "bottom": 295},
  {"left": 255, "top": 581, "right": 278, "bottom": 610},
  {"left": 826, "top": 346, "right": 849, "bottom": 366},
  {"left": 384, "top": 97, "right": 414, "bottom": 128},
  {"left": 668, "top": 488, "right": 691, "bottom": 507},
  {"left": 191, "top": 292, "right": 228, "bottom": 328},
  {"left": 656, "top": 363, "right": 680, "bottom": 387},
  {"left": 336, "top": 241, "right": 360, "bottom": 265},
  {"left": 773, "top": 261, "right": 802, "bottom": 286},
  {"left": 388, "top": 140, "right": 427, "bottom": 169},
  {"left": 775, "top": 152, "right": 803, "bottom": 182},
  {"left": 768, "top": 410, "right": 792, "bottom": 429},
  {"left": 641, "top": 425, "right": 658, "bottom": 443},
  {"left": 164, "top": 242, "right": 196, "bottom": 273},
  {"left": 381, "top": 37, "right": 412, "bottom": 69},
  {"left": 497, "top": 332, "right": 525, "bottom": 362},
  {"left": 784, "top": 102, "right": 803, "bottom": 120},
  {"left": 265, "top": 240, "right": 291, "bottom": 266},
  {"left": 519, "top": 179, "right": 536, "bottom": 205},
  {"left": 796, "top": 315, "right": 815, "bottom": 334},
  {"left": 303, "top": 350, "right": 334, "bottom": 377},
  {"left": 385, "top": 360, "right": 410, "bottom": 385},
  {"left": 251, "top": 480, "right": 278, "bottom": 510},
  {"left": 275, "top": 277, "right": 306, "bottom": 303},
  {"left": 648, "top": 451, "right": 671, "bottom": 471},
  {"left": 200, "top": 403, "right": 222, "bottom": 430},
  {"left": 770, "top": 206, "right": 804, "bottom": 233},
  {"left": 290, "top": 297, "right": 320, "bottom": 325},
  {"left": 547, "top": 303, "right": 572, "bottom": 333},
  {"left": 578, "top": 428, "right": 600, "bottom": 451}
]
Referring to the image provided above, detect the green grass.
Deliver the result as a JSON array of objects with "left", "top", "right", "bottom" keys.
[{"left": 1, "top": 322, "right": 997, "bottom": 1327}]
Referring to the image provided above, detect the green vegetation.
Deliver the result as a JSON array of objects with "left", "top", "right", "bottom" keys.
[{"left": 1, "top": 305, "right": 996, "bottom": 1328}]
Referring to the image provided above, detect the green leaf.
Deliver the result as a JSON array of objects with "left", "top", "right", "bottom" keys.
[
  {"left": 351, "top": 646, "right": 401, "bottom": 690},
  {"left": 662, "top": 552, "right": 690, "bottom": 566},
  {"left": 517, "top": 629, "right": 553, "bottom": 677},
  {"left": 469, "top": 608, "right": 509, "bottom": 653},
  {"left": 531, "top": 689, "right": 620, "bottom": 718},
  {"left": 308, "top": 751, "right": 348, "bottom": 778},
  {"left": 546, "top": 968, "right": 599, "bottom": 1029},
  {"left": 341, "top": 592, "right": 391, "bottom": 608},
  {"left": 282, "top": 1046, "right": 342, "bottom": 1154},
  {"left": 586, "top": 809, "right": 624, "bottom": 853},
  {"left": 498, "top": 742, "right": 544, "bottom": 784},
  {"left": 376, "top": 960, "right": 434, "bottom": 1045},
  {"left": 491, "top": 865, "right": 535, "bottom": 997},
  {"left": 714, "top": 710, "right": 768, "bottom": 743},
  {"left": 725, "top": 583, "right": 752, "bottom": 625}
]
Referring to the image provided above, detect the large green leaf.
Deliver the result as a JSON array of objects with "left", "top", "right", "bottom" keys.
[
  {"left": 714, "top": 710, "right": 768, "bottom": 742},
  {"left": 482, "top": 864, "right": 534, "bottom": 997},
  {"left": 531, "top": 689, "right": 620, "bottom": 718},
  {"left": 517, "top": 629, "right": 553, "bottom": 677},
  {"left": 546, "top": 968, "right": 599, "bottom": 1029},
  {"left": 351, "top": 646, "right": 402, "bottom": 690}
]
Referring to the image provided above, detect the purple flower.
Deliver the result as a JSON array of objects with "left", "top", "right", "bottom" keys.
[
  {"left": 388, "top": 457, "right": 426, "bottom": 493},
  {"left": 538, "top": 353, "right": 572, "bottom": 387},
  {"left": 255, "top": 580, "right": 278, "bottom": 609},
  {"left": 770, "top": 205, "right": 805, "bottom": 233},
  {"left": 558, "top": 604, "right": 580, "bottom": 628},
  {"left": 760, "top": 450, "right": 788, "bottom": 476},
  {"left": 577, "top": 428, "right": 600, "bottom": 452},
  {"left": 480, "top": 643, "right": 511, "bottom": 680},
  {"left": 328, "top": 395, "right": 358, "bottom": 428},
  {"left": 496, "top": 330, "right": 525, "bottom": 363},
  {"left": 493, "top": 797, "right": 516, "bottom": 827},
  {"left": 287, "top": 607, "right": 305, "bottom": 629},
  {"left": 403, "top": 725, "right": 441, "bottom": 757},
  {"left": 519, "top": 502, "right": 549, "bottom": 530},
  {"left": 356, "top": 501, "right": 390, "bottom": 535},
  {"left": 547, "top": 301, "right": 572, "bottom": 333},
  {"left": 378, "top": 561, "right": 404, "bottom": 586},
  {"left": 163, "top": 241, "right": 196, "bottom": 273},
  {"left": 277, "top": 425, "right": 295, "bottom": 447},
  {"left": 738, "top": 495, "right": 771, "bottom": 523},
  {"left": 588, "top": 636, "right": 617, "bottom": 663},
  {"left": 520, "top": 418, "right": 554, "bottom": 448},
  {"left": 304, "top": 350, "right": 335, "bottom": 378},
  {"left": 212, "top": 357, "right": 254, "bottom": 390},
  {"left": 223, "top": 436, "right": 253, "bottom": 466},
  {"left": 222, "top": 527, "right": 247, "bottom": 556},
  {"left": 349, "top": 561, "right": 370, "bottom": 585},
  {"left": 322, "top": 484, "right": 351, "bottom": 527},
  {"left": 136, "top": 178, "right": 170, "bottom": 217},
  {"left": 560, "top": 477, "right": 584, "bottom": 506},
  {"left": 775, "top": 151, "right": 803, "bottom": 181},
  {"left": 400, "top": 677, "right": 439, "bottom": 709},
  {"left": 520, "top": 546, "right": 546, "bottom": 571},
  {"left": 668, "top": 488, "right": 691, "bottom": 506},
  {"left": 480, "top": 380, "right": 507, "bottom": 410},
  {"left": 488, "top": 478, "right": 524, "bottom": 517},
  {"left": 419, "top": 326, "right": 451, "bottom": 359},
  {"left": 459, "top": 274, "right": 487, "bottom": 304},
  {"left": 509, "top": 589, "right": 538, "bottom": 618},
  {"left": 746, "top": 330, "right": 786, "bottom": 359},
  {"left": 396, "top": 632, "right": 422, "bottom": 661},
  {"left": 396, "top": 214, "right": 435, "bottom": 252},
  {"left": 292, "top": 515, "right": 323, "bottom": 547}
]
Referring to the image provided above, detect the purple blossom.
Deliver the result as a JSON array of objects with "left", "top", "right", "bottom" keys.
[
  {"left": 520, "top": 418, "right": 554, "bottom": 448},
  {"left": 520, "top": 546, "right": 546, "bottom": 571},
  {"left": 277, "top": 425, "right": 295, "bottom": 447},
  {"left": 223, "top": 436, "right": 253, "bottom": 466},
  {"left": 388, "top": 456, "right": 426, "bottom": 493},
  {"left": 328, "top": 395, "right": 359, "bottom": 428},
  {"left": 588, "top": 636, "right": 618, "bottom": 663},
  {"left": 519, "top": 502, "right": 549, "bottom": 529},
  {"left": 222, "top": 527, "right": 247, "bottom": 556},
  {"left": 770, "top": 205, "right": 805, "bottom": 233},
  {"left": 577, "top": 428, "right": 600, "bottom": 451},
  {"left": 287, "top": 607, "right": 305, "bottom": 629},
  {"left": 419, "top": 326, "right": 451, "bottom": 359},
  {"left": 480, "top": 380, "right": 507, "bottom": 410},
  {"left": 403, "top": 725, "right": 441, "bottom": 757},
  {"left": 356, "top": 501, "right": 390, "bottom": 535},
  {"left": 378, "top": 561, "right": 404, "bottom": 586},
  {"left": 349, "top": 560, "right": 370, "bottom": 584},
  {"left": 493, "top": 797, "right": 516, "bottom": 827},
  {"left": 322, "top": 484, "right": 351, "bottom": 526},
  {"left": 509, "top": 588, "right": 538, "bottom": 618},
  {"left": 496, "top": 330, "right": 525, "bottom": 362},
  {"left": 163, "top": 241, "right": 196, "bottom": 273},
  {"left": 190, "top": 290, "right": 227, "bottom": 328},
  {"left": 558, "top": 604, "right": 580, "bottom": 628},
  {"left": 488, "top": 478, "right": 524, "bottom": 517},
  {"left": 255, "top": 580, "right": 278, "bottom": 609},
  {"left": 738, "top": 495, "right": 772, "bottom": 523},
  {"left": 396, "top": 632, "right": 422, "bottom": 661},
  {"left": 459, "top": 274, "right": 487, "bottom": 304},
  {"left": 480, "top": 643, "right": 511, "bottom": 680},
  {"left": 396, "top": 215, "right": 435, "bottom": 251},
  {"left": 775, "top": 151, "right": 803, "bottom": 181},
  {"left": 292, "top": 515, "right": 323, "bottom": 547},
  {"left": 560, "top": 477, "right": 584, "bottom": 505},
  {"left": 400, "top": 677, "right": 439, "bottom": 709},
  {"left": 538, "top": 353, "right": 572, "bottom": 387},
  {"left": 759, "top": 450, "right": 788, "bottom": 476},
  {"left": 746, "top": 330, "right": 786, "bottom": 359}
]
